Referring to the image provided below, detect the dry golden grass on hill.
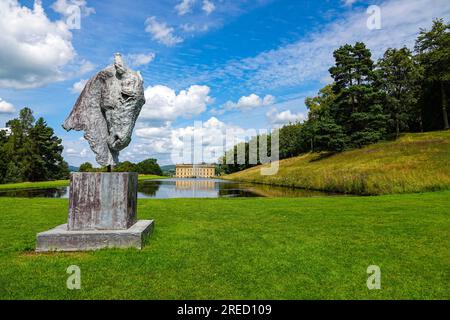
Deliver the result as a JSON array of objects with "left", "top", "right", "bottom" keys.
[{"left": 223, "top": 131, "right": 450, "bottom": 195}]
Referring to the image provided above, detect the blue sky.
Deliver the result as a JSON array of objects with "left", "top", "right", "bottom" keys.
[{"left": 0, "top": 0, "right": 449, "bottom": 166}]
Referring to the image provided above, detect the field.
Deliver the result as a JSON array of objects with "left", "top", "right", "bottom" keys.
[
  {"left": 0, "top": 191, "right": 448, "bottom": 299},
  {"left": 223, "top": 131, "right": 450, "bottom": 195}
]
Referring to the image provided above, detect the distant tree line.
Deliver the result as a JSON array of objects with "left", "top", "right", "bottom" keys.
[
  {"left": 0, "top": 108, "right": 69, "bottom": 183},
  {"left": 79, "top": 158, "right": 163, "bottom": 176},
  {"left": 221, "top": 19, "right": 450, "bottom": 174}
]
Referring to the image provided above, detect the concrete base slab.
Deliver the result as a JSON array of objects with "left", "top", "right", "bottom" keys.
[{"left": 36, "top": 220, "right": 154, "bottom": 252}]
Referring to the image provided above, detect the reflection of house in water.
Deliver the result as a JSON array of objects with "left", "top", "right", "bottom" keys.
[
  {"left": 175, "top": 164, "right": 215, "bottom": 178},
  {"left": 175, "top": 179, "right": 216, "bottom": 190}
]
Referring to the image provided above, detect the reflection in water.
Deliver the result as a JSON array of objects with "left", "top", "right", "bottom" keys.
[
  {"left": 0, "top": 179, "right": 340, "bottom": 199},
  {"left": 175, "top": 179, "right": 215, "bottom": 190},
  {"left": 0, "top": 187, "right": 69, "bottom": 198}
]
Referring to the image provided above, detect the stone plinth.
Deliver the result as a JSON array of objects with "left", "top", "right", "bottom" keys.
[
  {"left": 36, "top": 220, "right": 154, "bottom": 252},
  {"left": 36, "top": 172, "right": 153, "bottom": 252},
  {"left": 68, "top": 172, "right": 137, "bottom": 230}
]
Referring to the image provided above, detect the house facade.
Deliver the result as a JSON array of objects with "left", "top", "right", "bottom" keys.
[{"left": 175, "top": 164, "right": 215, "bottom": 178}]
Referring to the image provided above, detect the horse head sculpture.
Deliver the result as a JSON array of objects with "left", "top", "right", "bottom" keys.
[{"left": 63, "top": 53, "right": 145, "bottom": 167}]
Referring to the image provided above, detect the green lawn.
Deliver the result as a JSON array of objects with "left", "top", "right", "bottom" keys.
[
  {"left": 0, "top": 180, "right": 70, "bottom": 190},
  {"left": 0, "top": 192, "right": 449, "bottom": 299},
  {"left": 0, "top": 174, "right": 163, "bottom": 191}
]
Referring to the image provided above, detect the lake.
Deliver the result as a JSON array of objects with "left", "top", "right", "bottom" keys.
[{"left": 0, "top": 178, "right": 341, "bottom": 198}]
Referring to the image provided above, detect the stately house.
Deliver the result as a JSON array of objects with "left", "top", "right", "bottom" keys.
[{"left": 175, "top": 164, "right": 215, "bottom": 178}]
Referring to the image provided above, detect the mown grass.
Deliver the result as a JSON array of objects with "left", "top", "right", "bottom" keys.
[
  {"left": 224, "top": 131, "right": 450, "bottom": 195},
  {"left": 0, "top": 192, "right": 449, "bottom": 299},
  {"left": 138, "top": 174, "right": 165, "bottom": 181},
  {"left": 0, "top": 174, "right": 163, "bottom": 191}
]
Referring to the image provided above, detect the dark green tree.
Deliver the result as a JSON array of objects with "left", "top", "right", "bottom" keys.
[
  {"left": 113, "top": 161, "right": 137, "bottom": 172},
  {"left": 79, "top": 162, "right": 94, "bottom": 172},
  {"left": 415, "top": 18, "right": 450, "bottom": 130},
  {"left": 136, "top": 158, "right": 162, "bottom": 175},
  {"left": 278, "top": 123, "right": 304, "bottom": 159},
  {"left": 377, "top": 47, "right": 422, "bottom": 137},
  {"left": 2, "top": 108, "right": 68, "bottom": 182},
  {"left": 0, "top": 130, "right": 8, "bottom": 183},
  {"left": 26, "top": 117, "right": 69, "bottom": 181},
  {"left": 329, "top": 42, "right": 387, "bottom": 148},
  {"left": 304, "top": 84, "right": 345, "bottom": 151}
]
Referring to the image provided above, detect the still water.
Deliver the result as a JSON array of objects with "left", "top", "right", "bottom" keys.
[{"left": 0, "top": 178, "right": 339, "bottom": 198}]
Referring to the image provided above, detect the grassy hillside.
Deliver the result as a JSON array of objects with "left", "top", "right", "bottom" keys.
[
  {"left": 223, "top": 131, "right": 450, "bottom": 195},
  {"left": 0, "top": 192, "right": 449, "bottom": 299}
]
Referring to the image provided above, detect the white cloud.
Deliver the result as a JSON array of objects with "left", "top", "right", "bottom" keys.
[
  {"left": 0, "top": 98, "right": 16, "bottom": 114},
  {"left": 175, "top": 0, "right": 195, "bottom": 16},
  {"left": 220, "top": 94, "right": 275, "bottom": 113},
  {"left": 76, "top": 59, "right": 95, "bottom": 74},
  {"left": 71, "top": 78, "right": 88, "bottom": 93},
  {"left": 0, "top": 0, "right": 94, "bottom": 89},
  {"left": 140, "top": 85, "right": 213, "bottom": 122},
  {"left": 202, "top": 0, "right": 216, "bottom": 15},
  {"left": 133, "top": 116, "right": 253, "bottom": 164},
  {"left": 51, "top": 0, "right": 95, "bottom": 17},
  {"left": 267, "top": 108, "right": 306, "bottom": 126},
  {"left": 145, "top": 16, "right": 183, "bottom": 46},
  {"left": 135, "top": 122, "right": 172, "bottom": 139},
  {"left": 169, "top": 117, "right": 248, "bottom": 164},
  {"left": 0, "top": 0, "right": 74, "bottom": 88},
  {"left": 62, "top": 138, "right": 95, "bottom": 166},
  {"left": 175, "top": 0, "right": 215, "bottom": 17},
  {"left": 126, "top": 52, "right": 156, "bottom": 67}
]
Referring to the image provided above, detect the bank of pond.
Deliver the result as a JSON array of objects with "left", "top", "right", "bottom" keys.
[{"left": 0, "top": 178, "right": 345, "bottom": 199}]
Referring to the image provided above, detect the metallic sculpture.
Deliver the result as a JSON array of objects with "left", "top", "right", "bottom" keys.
[
  {"left": 63, "top": 53, "right": 145, "bottom": 167},
  {"left": 36, "top": 56, "right": 152, "bottom": 252}
]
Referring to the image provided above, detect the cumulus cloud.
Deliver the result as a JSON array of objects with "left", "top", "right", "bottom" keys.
[
  {"left": 51, "top": 0, "right": 95, "bottom": 17},
  {"left": 135, "top": 121, "right": 172, "bottom": 139},
  {"left": 267, "top": 108, "right": 306, "bottom": 126},
  {"left": 202, "top": 0, "right": 216, "bottom": 15},
  {"left": 71, "top": 78, "right": 88, "bottom": 93},
  {"left": 0, "top": 98, "right": 16, "bottom": 114},
  {"left": 216, "top": 94, "right": 275, "bottom": 114},
  {"left": 0, "top": 0, "right": 93, "bottom": 89},
  {"left": 145, "top": 16, "right": 183, "bottom": 46},
  {"left": 133, "top": 115, "right": 255, "bottom": 164},
  {"left": 126, "top": 52, "right": 156, "bottom": 67},
  {"left": 140, "top": 85, "right": 213, "bottom": 122}
]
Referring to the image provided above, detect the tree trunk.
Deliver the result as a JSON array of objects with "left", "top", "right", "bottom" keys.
[
  {"left": 441, "top": 82, "right": 450, "bottom": 130},
  {"left": 396, "top": 116, "right": 400, "bottom": 138}
]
